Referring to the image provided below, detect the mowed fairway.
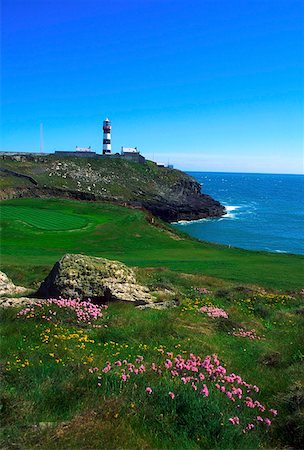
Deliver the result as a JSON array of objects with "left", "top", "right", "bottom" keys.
[
  {"left": 1, "top": 198, "right": 303, "bottom": 289},
  {"left": 1, "top": 205, "right": 88, "bottom": 231}
]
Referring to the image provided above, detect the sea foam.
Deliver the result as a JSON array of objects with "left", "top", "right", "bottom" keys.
[{"left": 223, "top": 205, "right": 241, "bottom": 219}]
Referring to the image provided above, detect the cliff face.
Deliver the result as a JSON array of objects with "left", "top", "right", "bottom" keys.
[
  {"left": 0, "top": 154, "right": 225, "bottom": 222},
  {"left": 141, "top": 178, "right": 225, "bottom": 222}
]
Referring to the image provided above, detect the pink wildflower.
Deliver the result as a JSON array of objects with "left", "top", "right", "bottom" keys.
[
  {"left": 200, "top": 384, "right": 209, "bottom": 397},
  {"left": 229, "top": 416, "right": 240, "bottom": 425},
  {"left": 165, "top": 359, "right": 173, "bottom": 369},
  {"left": 169, "top": 391, "right": 175, "bottom": 399},
  {"left": 146, "top": 387, "right": 152, "bottom": 394},
  {"left": 200, "top": 306, "right": 228, "bottom": 319}
]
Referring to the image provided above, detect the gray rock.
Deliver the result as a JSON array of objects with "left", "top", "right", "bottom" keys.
[
  {"left": 0, "top": 297, "right": 39, "bottom": 308},
  {"left": 0, "top": 271, "right": 28, "bottom": 297},
  {"left": 137, "top": 299, "right": 179, "bottom": 310},
  {"left": 37, "top": 254, "right": 154, "bottom": 304}
]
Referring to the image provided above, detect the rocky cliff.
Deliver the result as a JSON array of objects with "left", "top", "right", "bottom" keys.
[{"left": 0, "top": 154, "right": 225, "bottom": 222}]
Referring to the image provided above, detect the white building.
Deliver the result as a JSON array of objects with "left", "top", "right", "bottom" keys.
[
  {"left": 75, "top": 146, "right": 92, "bottom": 152},
  {"left": 121, "top": 147, "right": 139, "bottom": 155}
]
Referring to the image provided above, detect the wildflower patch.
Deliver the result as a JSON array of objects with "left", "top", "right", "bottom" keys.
[
  {"left": 89, "top": 352, "right": 277, "bottom": 433},
  {"left": 231, "top": 328, "right": 262, "bottom": 340},
  {"left": 18, "top": 298, "right": 108, "bottom": 325},
  {"left": 199, "top": 306, "right": 229, "bottom": 319}
]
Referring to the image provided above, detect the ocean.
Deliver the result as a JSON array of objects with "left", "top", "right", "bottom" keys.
[{"left": 173, "top": 172, "right": 304, "bottom": 255}]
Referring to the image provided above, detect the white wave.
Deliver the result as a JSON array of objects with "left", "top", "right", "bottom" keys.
[
  {"left": 174, "top": 217, "right": 210, "bottom": 225},
  {"left": 275, "top": 250, "right": 287, "bottom": 253},
  {"left": 224, "top": 205, "right": 241, "bottom": 212},
  {"left": 222, "top": 205, "right": 241, "bottom": 219}
]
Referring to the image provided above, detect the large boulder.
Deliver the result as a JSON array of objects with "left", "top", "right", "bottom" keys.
[
  {"left": 37, "top": 254, "right": 153, "bottom": 304},
  {"left": 0, "top": 271, "right": 28, "bottom": 297}
]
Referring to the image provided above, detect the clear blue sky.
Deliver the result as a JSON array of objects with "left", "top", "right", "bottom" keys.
[{"left": 1, "top": 0, "right": 303, "bottom": 173}]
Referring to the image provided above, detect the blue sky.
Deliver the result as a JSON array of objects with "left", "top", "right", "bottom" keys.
[{"left": 1, "top": 0, "right": 303, "bottom": 173}]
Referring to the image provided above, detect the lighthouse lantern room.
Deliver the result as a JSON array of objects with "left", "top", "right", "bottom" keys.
[{"left": 102, "top": 118, "right": 112, "bottom": 154}]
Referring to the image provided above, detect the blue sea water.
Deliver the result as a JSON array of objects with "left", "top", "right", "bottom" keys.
[{"left": 173, "top": 172, "right": 304, "bottom": 255}]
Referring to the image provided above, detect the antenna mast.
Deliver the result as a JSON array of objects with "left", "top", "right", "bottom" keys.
[{"left": 40, "top": 123, "right": 44, "bottom": 152}]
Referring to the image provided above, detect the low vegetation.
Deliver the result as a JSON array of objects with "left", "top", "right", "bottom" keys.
[
  {"left": 1, "top": 198, "right": 303, "bottom": 290},
  {"left": 1, "top": 286, "right": 303, "bottom": 448},
  {"left": 0, "top": 155, "right": 184, "bottom": 200},
  {"left": 1, "top": 198, "right": 303, "bottom": 448}
]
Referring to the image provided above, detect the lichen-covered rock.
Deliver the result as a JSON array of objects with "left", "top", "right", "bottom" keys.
[
  {"left": 0, "top": 296, "right": 39, "bottom": 308},
  {"left": 37, "top": 254, "right": 153, "bottom": 304},
  {"left": 0, "top": 271, "right": 28, "bottom": 297},
  {"left": 137, "top": 299, "right": 179, "bottom": 310}
]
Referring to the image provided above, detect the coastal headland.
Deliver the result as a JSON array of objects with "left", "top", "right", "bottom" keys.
[{"left": 0, "top": 153, "right": 225, "bottom": 222}]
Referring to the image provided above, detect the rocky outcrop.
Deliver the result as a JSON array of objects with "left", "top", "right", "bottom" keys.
[
  {"left": 0, "top": 271, "right": 28, "bottom": 297},
  {"left": 0, "top": 154, "right": 225, "bottom": 222},
  {"left": 37, "top": 254, "right": 154, "bottom": 304},
  {"left": 0, "top": 296, "right": 39, "bottom": 308},
  {"left": 137, "top": 299, "right": 179, "bottom": 310},
  {"left": 142, "top": 183, "right": 225, "bottom": 222}
]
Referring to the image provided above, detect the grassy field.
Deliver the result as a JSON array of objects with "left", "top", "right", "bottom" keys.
[
  {"left": 1, "top": 198, "right": 303, "bottom": 290},
  {"left": 1, "top": 197, "right": 303, "bottom": 449},
  {"left": 1, "top": 205, "right": 88, "bottom": 231},
  {"left": 1, "top": 288, "right": 303, "bottom": 448}
]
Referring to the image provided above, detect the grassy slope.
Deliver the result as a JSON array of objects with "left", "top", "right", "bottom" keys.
[
  {"left": 1, "top": 198, "right": 303, "bottom": 449},
  {"left": 1, "top": 287, "right": 303, "bottom": 448},
  {"left": 0, "top": 198, "right": 303, "bottom": 290},
  {"left": 0, "top": 156, "right": 194, "bottom": 201}
]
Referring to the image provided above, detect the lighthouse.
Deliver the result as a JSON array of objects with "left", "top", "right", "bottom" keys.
[{"left": 102, "top": 118, "right": 112, "bottom": 154}]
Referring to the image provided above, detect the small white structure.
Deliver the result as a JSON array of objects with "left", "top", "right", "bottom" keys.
[
  {"left": 156, "top": 162, "right": 165, "bottom": 167},
  {"left": 121, "top": 147, "right": 139, "bottom": 154},
  {"left": 75, "top": 146, "right": 92, "bottom": 152},
  {"left": 102, "top": 118, "right": 112, "bottom": 154}
]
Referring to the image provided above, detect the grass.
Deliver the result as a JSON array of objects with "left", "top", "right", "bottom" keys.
[
  {"left": 0, "top": 205, "right": 88, "bottom": 231},
  {"left": 1, "top": 198, "right": 303, "bottom": 290},
  {"left": 1, "top": 289, "right": 303, "bottom": 449},
  {"left": 1, "top": 197, "right": 304, "bottom": 448}
]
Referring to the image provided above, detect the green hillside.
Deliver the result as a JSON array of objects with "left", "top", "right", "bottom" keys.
[
  {"left": 0, "top": 155, "right": 180, "bottom": 200},
  {"left": 1, "top": 198, "right": 303, "bottom": 449},
  {"left": 1, "top": 198, "right": 303, "bottom": 290}
]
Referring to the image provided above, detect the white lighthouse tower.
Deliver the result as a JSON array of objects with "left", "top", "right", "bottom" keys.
[{"left": 102, "top": 118, "right": 112, "bottom": 155}]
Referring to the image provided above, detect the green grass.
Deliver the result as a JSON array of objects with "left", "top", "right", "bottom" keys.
[
  {"left": 1, "top": 290, "right": 303, "bottom": 449},
  {"left": 0, "top": 197, "right": 303, "bottom": 290},
  {"left": 1, "top": 197, "right": 303, "bottom": 448},
  {"left": 1, "top": 205, "right": 88, "bottom": 231}
]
